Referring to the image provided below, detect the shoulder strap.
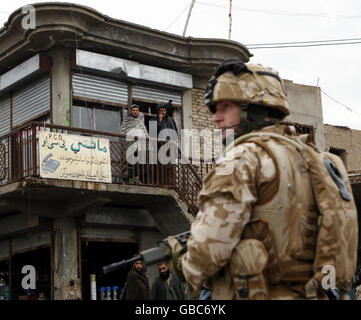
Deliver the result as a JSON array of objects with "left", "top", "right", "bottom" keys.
[{"left": 226, "top": 131, "right": 305, "bottom": 153}]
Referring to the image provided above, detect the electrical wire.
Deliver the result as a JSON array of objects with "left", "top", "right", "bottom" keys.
[
  {"left": 247, "top": 40, "right": 361, "bottom": 49},
  {"left": 165, "top": 1, "right": 193, "bottom": 31},
  {"left": 247, "top": 37, "right": 361, "bottom": 46},
  {"left": 196, "top": 1, "right": 361, "bottom": 19},
  {"left": 321, "top": 89, "right": 361, "bottom": 116}
]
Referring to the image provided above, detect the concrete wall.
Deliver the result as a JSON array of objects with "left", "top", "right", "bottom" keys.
[
  {"left": 189, "top": 78, "right": 326, "bottom": 153},
  {"left": 324, "top": 124, "right": 361, "bottom": 172},
  {"left": 284, "top": 80, "right": 325, "bottom": 151}
]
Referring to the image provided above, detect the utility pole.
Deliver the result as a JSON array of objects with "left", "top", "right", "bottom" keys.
[
  {"left": 229, "top": 0, "right": 232, "bottom": 40},
  {"left": 183, "top": 0, "right": 196, "bottom": 37}
]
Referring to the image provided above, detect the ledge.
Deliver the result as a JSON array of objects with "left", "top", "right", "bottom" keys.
[{"left": 0, "top": 2, "right": 252, "bottom": 77}]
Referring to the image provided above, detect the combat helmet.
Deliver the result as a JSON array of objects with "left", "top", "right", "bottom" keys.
[{"left": 204, "top": 59, "right": 290, "bottom": 133}]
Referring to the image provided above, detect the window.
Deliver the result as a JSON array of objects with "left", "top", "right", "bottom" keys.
[
  {"left": 329, "top": 147, "right": 347, "bottom": 169},
  {"left": 72, "top": 100, "right": 126, "bottom": 134},
  {"left": 71, "top": 71, "right": 183, "bottom": 135}
]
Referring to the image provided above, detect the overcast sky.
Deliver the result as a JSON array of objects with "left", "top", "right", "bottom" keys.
[{"left": 1, "top": 0, "right": 361, "bottom": 129}]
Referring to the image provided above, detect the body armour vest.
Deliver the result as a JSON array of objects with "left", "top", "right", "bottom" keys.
[{"left": 229, "top": 129, "right": 358, "bottom": 298}]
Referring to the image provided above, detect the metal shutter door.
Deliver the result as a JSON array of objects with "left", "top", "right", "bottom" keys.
[
  {"left": 132, "top": 84, "right": 182, "bottom": 105},
  {"left": 0, "top": 97, "right": 10, "bottom": 136},
  {"left": 79, "top": 226, "right": 137, "bottom": 242},
  {"left": 72, "top": 73, "right": 128, "bottom": 104},
  {"left": 12, "top": 76, "right": 50, "bottom": 127},
  {"left": 11, "top": 229, "right": 51, "bottom": 254},
  {"left": 0, "top": 239, "right": 9, "bottom": 261}
]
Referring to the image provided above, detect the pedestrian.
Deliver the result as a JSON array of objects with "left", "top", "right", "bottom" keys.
[
  {"left": 151, "top": 262, "right": 189, "bottom": 300},
  {"left": 165, "top": 59, "right": 358, "bottom": 300},
  {"left": 122, "top": 258, "right": 150, "bottom": 300}
]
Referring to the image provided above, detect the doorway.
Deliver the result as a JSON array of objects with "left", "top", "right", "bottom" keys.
[{"left": 80, "top": 240, "right": 138, "bottom": 300}]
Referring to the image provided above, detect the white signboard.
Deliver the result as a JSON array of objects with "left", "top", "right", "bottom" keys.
[{"left": 39, "top": 132, "right": 111, "bottom": 183}]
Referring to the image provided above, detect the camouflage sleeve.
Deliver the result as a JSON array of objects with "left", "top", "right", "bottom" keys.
[{"left": 180, "top": 142, "right": 276, "bottom": 295}]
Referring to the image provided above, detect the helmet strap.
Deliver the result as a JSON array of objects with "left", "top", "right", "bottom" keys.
[{"left": 238, "top": 104, "right": 282, "bottom": 134}]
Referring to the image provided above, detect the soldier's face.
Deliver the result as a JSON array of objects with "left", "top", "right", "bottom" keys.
[{"left": 212, "top": 100, "right": 242, "bottom": 140}]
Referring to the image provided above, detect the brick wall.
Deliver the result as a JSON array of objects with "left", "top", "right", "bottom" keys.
[
  {"left": 191, "top": 88, "right": 219, "bottom": 161},
  {"left": 191, "top": 88, "right": 216, "bottom": 132},
  {"left": 324, "top": 124, "right": 361, "bottom": 173}
]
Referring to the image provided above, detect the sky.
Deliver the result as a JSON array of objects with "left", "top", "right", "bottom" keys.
[{"left": 1, "top": 0, "right": 361, "bottom": 129}]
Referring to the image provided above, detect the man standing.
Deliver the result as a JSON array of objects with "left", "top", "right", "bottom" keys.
[
  {"left": 119, "top": 104, "right": 149, "bottom": 182},
  {"left": 120, "top": 104, "right": 148, "bottom": 137},
  {"left": 123, "top": 258, "right": 150, "bottom": 300},
  {"left": 155, "top": 100, "right": 178, "bottom": 137},
  {"left": 166, "top": 59, "right": 358, "bottom": 300},
  {"left": 151, "top": 263, "right": 189, "bottom": 300}
]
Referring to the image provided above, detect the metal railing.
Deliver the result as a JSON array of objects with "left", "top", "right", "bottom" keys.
[{"left": 0, "top": 122, "right": 205, "bottom": 215}]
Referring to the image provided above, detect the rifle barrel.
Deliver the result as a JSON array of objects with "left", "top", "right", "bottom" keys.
[{"left": 102, "top": 255, "right": 142, "bottom": 274}]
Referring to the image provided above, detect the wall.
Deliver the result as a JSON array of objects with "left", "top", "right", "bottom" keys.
[
  {"left": 324, "top": 124, "right": 361, "bottom": 172},
  {"left": 189, "top": 78, "right": 326, "bottom": 154},
  {"left": 284, "top": 80, "right": 325, "bottom": 151}
]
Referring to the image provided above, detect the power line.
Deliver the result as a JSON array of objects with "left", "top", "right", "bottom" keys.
[
  {"left": 321, "top": 88, "right": 361, "bottom": 116},
  {"left": 165, "top": 2, "right": 192, "bottom": 31},
  {"left": 247, "top": 40, "right": 361, "bottom": 49},
  {"left": 246, "top": 37, "right": 361, "bottom": 46},
  {"left": 196, "top": 1, "right": 361, "bottom": 19}
]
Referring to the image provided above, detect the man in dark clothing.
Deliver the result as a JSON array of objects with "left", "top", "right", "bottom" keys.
[
  {"left": 155, "top": 100, "right": 178, "bottom": 137},
  {"left": 151, "top": 262, "right": 190, "bottom": 300},
  {"left": 123, "top": 259, "right": 150, "bottom": 300},
  {"left": 150, "top": 100, "right": 178, "bottom": 184}
]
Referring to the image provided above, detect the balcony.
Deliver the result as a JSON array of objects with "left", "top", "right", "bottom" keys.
[{"left": 0, "top": 122, "right": 214, "bottom": 233}]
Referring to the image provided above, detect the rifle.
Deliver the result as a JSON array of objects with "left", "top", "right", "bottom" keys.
[{"left": 102, "top": 231, "right": 190, "bottom": 274}]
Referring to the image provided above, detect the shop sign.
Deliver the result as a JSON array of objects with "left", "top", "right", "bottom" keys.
[{"left": 39, "top": 132, "right": 111, "bottom": 183}]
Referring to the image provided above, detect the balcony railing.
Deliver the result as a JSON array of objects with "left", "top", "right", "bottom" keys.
[{"left": 0, "top": 122, "right": 206, "bottom": 215}]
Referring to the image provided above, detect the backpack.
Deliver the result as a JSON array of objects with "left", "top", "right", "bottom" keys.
[{"left": 229, "top": 131, "right": 358, "bottom": 297}]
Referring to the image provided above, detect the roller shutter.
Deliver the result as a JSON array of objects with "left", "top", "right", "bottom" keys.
[
  {"left": 72, "top": 73, "right": 128, "bottom": 105},
  {"left": 11, "top": 229, "right": 51, "bottom": 255},
  {"left": 0, "top": 97, "right": 10, "bottom": 137},
  {"left": 12, "top": 76, "right": 50, "bottom": 127},
  {"left": 132, "top": 84, "right": 182, "bottom": 105}
]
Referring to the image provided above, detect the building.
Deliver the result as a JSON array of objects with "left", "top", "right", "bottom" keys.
[
  {"left": 324, "top": 124, "right": 361, "bottom": 270},
  {"left": 0, "top": 3, "right": 326, "bottom": 300}
]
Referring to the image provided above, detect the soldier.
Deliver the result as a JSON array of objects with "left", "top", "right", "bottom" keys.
[{"left": 166, "top": 59, "right": 358, "bottom": 300}]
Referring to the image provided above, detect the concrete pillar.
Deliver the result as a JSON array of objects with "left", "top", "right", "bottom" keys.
[
  {"left": 53, "top": 218, "right": 80, "bottom": 300},
  {"left": 182, "top": 89, "right": 193, "bottom": 130},
  {"left": 49, "top": 47, "right": 72, "bottom": 126}
]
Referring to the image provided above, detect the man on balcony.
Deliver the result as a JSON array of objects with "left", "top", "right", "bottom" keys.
[{"left": 119, "top": 104, "right": 149, "bottom": 183}]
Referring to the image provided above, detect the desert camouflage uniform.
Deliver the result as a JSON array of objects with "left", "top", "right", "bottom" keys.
[
  {"left": 355, "top": 285, "right": 361, "bottom": 300},
  {"left": 179, "top": 124, "right": 352, "bottom": 300}
]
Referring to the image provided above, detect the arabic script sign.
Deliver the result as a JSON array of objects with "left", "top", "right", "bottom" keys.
[{"left": 39, "top": 132, "right": 111, "bottom": 183}]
